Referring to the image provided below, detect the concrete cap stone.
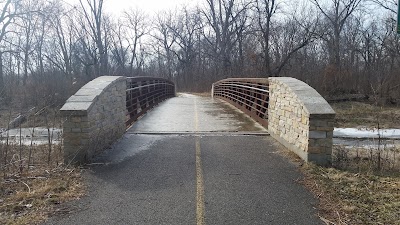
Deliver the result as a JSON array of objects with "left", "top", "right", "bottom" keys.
[
  {"left": 60, "top": 102, "right": 92, "bottom": 115},
  {"left": 67, "top": 95, "right": 98, "bottom": 102},
  {"left": 269, "top": 77, "right": 335, "bottom": 116},
  {"left": 60, "top": 76, "right": 126, "bottom": 114},
  {"left": 74, "top": 88, "right": 104, "bottom": 96}
]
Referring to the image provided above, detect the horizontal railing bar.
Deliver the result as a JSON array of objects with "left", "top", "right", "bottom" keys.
[
  {"left": 127, "top": 89, "right": 172, "bottom": 107},
  {"left": 215, "top": 81, "right": 269, "bottom": 89},
  {"left": 127, "top": 83, "right": 174, "bottom": 92},
  {"left": 125, "top": 77, "right": 175, "bottom": 126},
  {"left": 215, "top": 93, "right": 268, "bottom": 116},
  {"left": 212, "top": 78, "right": 270, "bottom": 127},
  {"left": 126, "top": 76, "right": 174, "bottom": 82},
  {"left": 126, "top": 91, "right": 164, "bottom": 107},
  {"left": 213, "top": 88, "right": 268, "bottom": 103},
  {"left": 214, "top": 78, "right": 269, "bottom": 85},
  {"left": 127, "top": 89, "right": 168, "bottom": 106},
  {"left": 214, "top": 93, "right": 268, "bottom": 112},
  {"left": 213, "top": 88, "right": 269, "bottom": 105},
  {"left": 214, "top": 83, "right": 269, "bottom": 93}
]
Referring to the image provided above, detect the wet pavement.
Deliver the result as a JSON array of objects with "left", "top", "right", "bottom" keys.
[
  {"left": 128, "top": 93, "right": 267, "bottom": 133},
  {"left": 45, "top": 94, "right": 322, "bottom": 225}
]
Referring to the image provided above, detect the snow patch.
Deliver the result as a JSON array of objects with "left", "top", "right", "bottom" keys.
[{"left": 334, "top": 128, "right": 400, "bottom": 139}]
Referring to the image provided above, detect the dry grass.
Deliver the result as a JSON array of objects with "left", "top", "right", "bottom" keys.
[
  {"left": 300, "top": 164, "right": 400, "bottom": 225},
  {"left": 331, "top": 101, "right": 400, "bottom": 128},
  {"left": 333, "top": 145, "right": 400, "bottom": 172},
  {"left": 0, "top": 167, "right": 84, "bottom": 225},
  {"left": 275, "top": 143, "right": 400, "bottom": 225},
  {"left": 0, "top": 144, "right": 85, "bottom": 225}
]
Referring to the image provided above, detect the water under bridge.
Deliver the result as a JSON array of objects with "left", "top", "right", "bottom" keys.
[{"left": 50, "top": 76, "right": 335, "bottom": 224}]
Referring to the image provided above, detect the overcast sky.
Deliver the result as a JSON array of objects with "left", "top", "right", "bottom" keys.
[
  {"left": 65, "top": 0, "right": 199, "bottom": 15},
  {"left": 104, "top": 0, "right": 199, "bottom": 14}
]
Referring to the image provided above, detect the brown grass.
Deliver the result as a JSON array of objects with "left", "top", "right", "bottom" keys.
[
  {"left": 275, "top": 143, "right": 400, "bottom": 225},
  {"left": 333, "top": 145, "right": 400, "bottom": 173},
  {"left": 331, "top": 101, "right": 400, "bottom": 129},
  {"left": 0, "top": 144, "right": 84, "bottom": 225},
  {"left": 300, "top": 164, "right": 400, "bottom": 225}
]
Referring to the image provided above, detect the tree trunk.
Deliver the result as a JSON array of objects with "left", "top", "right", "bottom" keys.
[{"left": 0, "top": 52, "right": 4, "bottom": 95}]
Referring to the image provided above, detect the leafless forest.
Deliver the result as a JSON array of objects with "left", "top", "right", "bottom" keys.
[{"left": 0, "top": 0, "right": 399, "bottom": 108}]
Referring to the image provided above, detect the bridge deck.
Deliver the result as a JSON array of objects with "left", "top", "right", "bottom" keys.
[{"left": 47, "top": 94, "right": 322, "bottom": 225}]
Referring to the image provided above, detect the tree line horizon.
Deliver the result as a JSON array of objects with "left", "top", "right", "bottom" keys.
[{"left": 0, "top": 0, "right": 399, "bottom": 108}]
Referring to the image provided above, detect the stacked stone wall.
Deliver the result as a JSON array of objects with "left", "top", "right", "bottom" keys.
[
  {"left": 268, "top": 77, "right": 335, "bottom": 165},
  {"left": 60, "top": 76, "right": 126, "bottom": 164}
]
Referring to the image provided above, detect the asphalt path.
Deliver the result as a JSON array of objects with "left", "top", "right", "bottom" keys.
[{"left": 45, "top": 94, "right": 322, "bottom": 225}]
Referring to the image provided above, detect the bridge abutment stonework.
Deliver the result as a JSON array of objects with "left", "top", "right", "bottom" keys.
[
  {"left": 212, "top": 77, "right": 335, "bottom": 166},
  {"left": 61, "top": 76, "right": 334, "bottom": 165},
  {"left": 60, "top": 76, "right": 175, "bottom": 164},
  {"left": 60, "top": 76, "right": 126, "bottom": 164},
  {"left": 268, "top": 77, "right": 335, "bottom": 166}
]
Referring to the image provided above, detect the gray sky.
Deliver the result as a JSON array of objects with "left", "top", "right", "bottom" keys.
[{"left": 66, "top": 0, "right": 199, "bottom": 15}]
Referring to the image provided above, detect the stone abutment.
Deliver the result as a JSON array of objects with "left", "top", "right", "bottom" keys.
[
  {"left": 60, "top": 76, "right": 126, "bottom": 164},
  {"left": 268, "top": 77, "right": 335, "bottom": 166}
]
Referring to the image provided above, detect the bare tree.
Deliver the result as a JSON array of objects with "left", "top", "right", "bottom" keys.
[
  {"left": 167, "top": 7, "right": 203, "bottom": 89},
  {"left": 254, "top": 0, "right": 278, "bottom": 76},
  {"left": 152, "top": 11, "right": 178, "bottom": 79},
  {"left": 122, "top": 8, "right": 148, "bottom": 76},
  {"left": 310, "top": 0, "right": 362, "bottom": 69},
  {"left": 46, "top": 2, "right": 76, "bottom": 78},
  {"left": 78, "top": 0, "right": 107, "bottom": 77},
  {"left": 202, "top": 0, "right": 251, "bottom": 78},
  {"left": 253, "top": 0, "right": 318, "bottom": 77},
  {"left": 0, "top": 0, "right": 21, "bottom": 93},
  {"left": 109, "top": 19, "right": 129, "bottom": 76},
  {"left": 368, "top": 0, "right": 397, "bottom": 14},
  {"left": 18, "top": 1, "right": 41, "bottom": 86}
]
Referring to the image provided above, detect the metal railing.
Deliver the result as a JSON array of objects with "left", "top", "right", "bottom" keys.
[
  {"left": 212, "top": 78, "right": 269, "bottom": 127},
  {"left": 126, "top": 77, "right": 175, "bottom": 126}
]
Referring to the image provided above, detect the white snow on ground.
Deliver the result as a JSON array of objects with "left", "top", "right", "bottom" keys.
[
  {"left": 334, "top": 128, "right": 400, "bottom": 139},
  {"left": 0, "top": 127, "right": 62, "bottom": 145}
]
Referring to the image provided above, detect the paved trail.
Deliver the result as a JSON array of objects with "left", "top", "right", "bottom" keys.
[{"left": 45, "top": 94, "right": 322, "bottom": 225}]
